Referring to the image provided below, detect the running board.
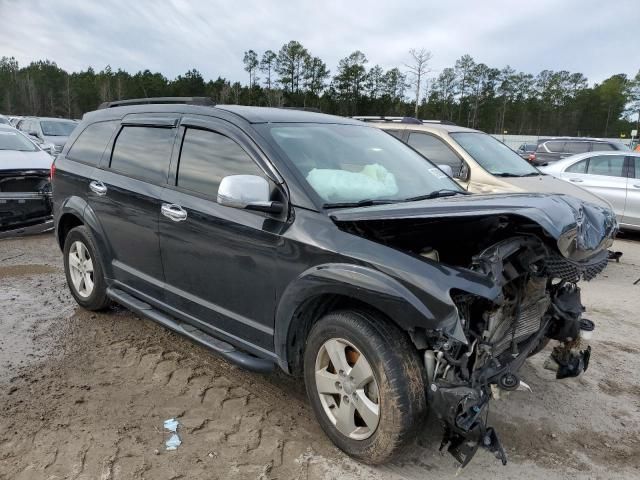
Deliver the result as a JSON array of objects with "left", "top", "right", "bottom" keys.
[{"left": 107, "top": 287, "right": 274, "bottom": 373}]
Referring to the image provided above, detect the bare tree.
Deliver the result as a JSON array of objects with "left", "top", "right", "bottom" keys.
[
  {"left": 405, "top": 48, "right": 432, "bottom": 118},
  {"left": 259, "top": 50, "right": 277, "bottom": 90}
]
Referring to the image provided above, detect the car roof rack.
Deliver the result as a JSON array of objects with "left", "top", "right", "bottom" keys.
[
  {"left": 98, "top": 97, "right": 215, "bottom": 109},
  {"left": 352, "top": 116, "right": 423, "bottom": 124},
  {"left": 352, "top": 116, "right": 457, "bottom": 126},
  {"left": 279, "top": 106, "right": 323, "bottom": 113}
]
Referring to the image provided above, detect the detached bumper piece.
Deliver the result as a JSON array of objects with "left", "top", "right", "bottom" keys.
[{"left": 430, "top": 385, "right": 507, "bottom": 468}]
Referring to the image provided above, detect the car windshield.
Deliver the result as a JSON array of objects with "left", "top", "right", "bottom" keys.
[
  {"left": 450, "top": 132, "right": 540, "bottom": 176},
  {"left": 0, "top": 130, "right": 38, "bottom": 152},
  {"left": 266, "top": 124, "right": 463, "bottom": 206},
  {"left": 40, "top": 120, "right": 76, "bottom": 136}
]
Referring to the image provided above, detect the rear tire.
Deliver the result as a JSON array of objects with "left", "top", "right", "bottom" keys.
[
  {"left": 303, "top": 310, "right": 426, "bottom": 464},
  {"left": 63, "top": 225, "right": 110, "bottom": 311}
]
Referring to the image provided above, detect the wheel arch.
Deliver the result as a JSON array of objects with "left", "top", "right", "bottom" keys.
[
  {"left": 274, "top": 263, "right": 438, "bottom": 375},
  {"left": 56, "top": 196, "right": 112, "bottom": 277}
]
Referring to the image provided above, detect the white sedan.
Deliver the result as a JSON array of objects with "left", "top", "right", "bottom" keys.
[{"left": 539, "top": 151, "right": 640, "bottom": 231}]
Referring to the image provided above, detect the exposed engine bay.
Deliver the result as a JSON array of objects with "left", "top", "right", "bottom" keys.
[
  {"left": 334, "top": 206, "right": 615, "bottom": 468},
  {"left": 0, "top": 169, "right": 53, "bottom": 238}
]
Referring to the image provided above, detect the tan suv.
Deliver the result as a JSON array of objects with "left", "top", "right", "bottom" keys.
[{"left": 356, "top": 117, "right": 609, "bottom": 206}]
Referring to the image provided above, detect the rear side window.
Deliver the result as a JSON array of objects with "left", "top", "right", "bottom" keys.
[
  {"left": 565, "top": 159, "right": 587, "bottom": 173},
  {"left": 177, "top": 128, "right": 265, "bottom": 198},
  {"left": 634, "top": 157, "right": 640, "bottom": 179},
  {"left": 407, "top": 132, "right": 461, "bottom": 169},
  {"left": 591, "top": 143, "right": 615, "bottom": 152},
  {"left": 543, "top": 141, "right": 565, "bottom": 153},
  {"left": 565, "top": 142, "right": 589, "bottom": 154},
  {"left": 67, "top": 121, "right": 118, "bottom": 166},
  {"left": 110, "top": 126, "right": 175, "bottom": 184},
  {"left": 586, "top": 155, "right": 626, "bottom": 177}
]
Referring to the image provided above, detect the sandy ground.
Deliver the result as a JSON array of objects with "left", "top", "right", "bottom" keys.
[{"left": 0, "top": 232, "right": 639, "bottom": 480}]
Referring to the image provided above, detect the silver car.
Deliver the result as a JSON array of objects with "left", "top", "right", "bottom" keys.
[{"left": 539, "top": 151, "right": 640, "bottom": 230}]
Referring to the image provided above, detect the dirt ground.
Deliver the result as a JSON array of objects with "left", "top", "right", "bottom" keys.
[{"left": 0, "top": 233, "right": 639, "bottom": 480}]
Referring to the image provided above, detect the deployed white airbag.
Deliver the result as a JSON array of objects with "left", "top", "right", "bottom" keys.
[{"left": 306, "top": 163, "right": 398, "bottom": 202}]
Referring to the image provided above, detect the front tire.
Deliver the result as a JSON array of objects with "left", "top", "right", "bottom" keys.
[
  {"left": 63, "top": 225, "right": 110, "bottom": 311},
  {"left": 303, "top": 310, "right": 427, "bottom": 464}
]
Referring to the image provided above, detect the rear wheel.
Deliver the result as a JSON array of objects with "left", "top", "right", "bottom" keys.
[
  {"left": 63, "top": 225, "right": 110, "bottom": 311},
  {"left": 303, "top": 310, "right": 426, "bottom": 464}
]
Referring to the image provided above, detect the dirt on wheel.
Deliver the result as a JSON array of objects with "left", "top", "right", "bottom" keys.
[{"left": 1, "top": 233, "right": 639, "bottom": 479}]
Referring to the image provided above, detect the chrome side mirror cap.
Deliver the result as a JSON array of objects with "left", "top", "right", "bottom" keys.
[{"left": 217, "top": 175, "right": 283, "bottom": 214}]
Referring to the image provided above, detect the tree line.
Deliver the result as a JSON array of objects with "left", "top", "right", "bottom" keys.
[{"left": 1, "top": 40, "right": 639, "bottom": 137}]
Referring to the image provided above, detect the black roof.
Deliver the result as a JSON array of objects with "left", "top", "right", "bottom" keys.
[
  {"left": 215, "top": 105, "right": 360, "bottom": 124},
  {"left": 86, "top": 97, "right": 359, "bottom": 126}
]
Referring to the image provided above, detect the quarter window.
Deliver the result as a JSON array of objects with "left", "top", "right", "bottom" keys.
[
  {"left": 177, "top": 128, "right": 265, "bottom": 198},
  {"left": 110, "top": 126, "right": 175, "bottom": 184},
  {"left": 586, "top": 155, "right": 626, "bottom": 177},
  {"left": 565, "top": 159, "right": 587, "bottom": 173},
  {"left": 407, "top": 133, "right": 461, "bottom": 170},
  {"left": 67, "top": 121, "right": 118, "bottom": 166},
  {"left": 634, "top": 158, "right": 640, "bottom": 179}
]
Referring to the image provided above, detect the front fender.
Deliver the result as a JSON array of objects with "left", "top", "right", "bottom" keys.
[{"left": 274, "top": 263, "right": 460, "bottom": 371}]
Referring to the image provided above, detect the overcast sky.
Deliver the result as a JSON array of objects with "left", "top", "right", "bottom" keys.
[{"left": 0, "top": 0, "right": 636, "bottom": 85}]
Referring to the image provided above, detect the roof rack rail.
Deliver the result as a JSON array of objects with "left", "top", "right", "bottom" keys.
[
  {"left": 352, "top": 116, "right": 423, "bottom": 124},
  {"left": 98, "top": 97, "right": 215, "bottom": 109},
  {"left": 420, "top": 119, "right": 457, "bottom": 126}
]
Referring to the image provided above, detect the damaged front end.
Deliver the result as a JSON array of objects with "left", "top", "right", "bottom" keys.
[
  {"left": 330, "top": 193, "right": 617, "bottom": 468},
  {"left": 427, "top": 235, "right": 601, "bottom": 467},
  {"left": 0, "top": 169, "right": 53, "bottom": 238}
]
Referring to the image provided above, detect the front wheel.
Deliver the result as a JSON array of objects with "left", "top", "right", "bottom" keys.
[
  {"left": 303, "top": 310, "right": 427, "bottom": 464},
  {"left": 63, "top": 225, "right": 110, "bottom": 311}
]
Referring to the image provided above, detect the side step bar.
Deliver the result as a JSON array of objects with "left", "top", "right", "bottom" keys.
[{"left": 107, "top": 287, "right": 274, "bottom": 373}]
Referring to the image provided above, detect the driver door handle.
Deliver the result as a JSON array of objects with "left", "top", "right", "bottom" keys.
[
  {"left": 568, "top": 178, "right": 583, "bottom": 183},
  {"left": 89, "top": 180, "right": 107, "bottom": 196},
  {"left": 161, "top": 203, "right": 188, "bottom": 222}
]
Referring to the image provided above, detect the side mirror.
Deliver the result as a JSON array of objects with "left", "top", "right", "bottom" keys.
[
  {"left": 437, "top": 164, "right": 454, "bottom": 177},
  {"left": 217, "top": 175, "right": 283, "bottom": 214},
  {"left": 457, "top": 163, "right": 470, "bottom": 182}
]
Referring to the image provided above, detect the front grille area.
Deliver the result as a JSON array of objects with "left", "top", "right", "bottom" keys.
[{"left": 545, "top": 253, "right": 608, "bottom": 282}]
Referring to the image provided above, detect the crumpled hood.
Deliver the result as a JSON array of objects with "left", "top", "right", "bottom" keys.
[{"left": 330, "top": 193, "right": 617, "bottom": 262}]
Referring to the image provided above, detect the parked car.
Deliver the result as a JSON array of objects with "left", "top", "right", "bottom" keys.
[
  {"left": 53, "top": 98, "right": 616, "bottom": 468},
  {"left": 516, "top": 142, "right": 537, "bottom": 160},
  {"left": 17, "top": 116, "right": 78, "bottom": 154},
  {"left": 8, "top": 116, "right": 23, "bottom": 127},
  {"left": 539, "top": 151, "right": 640, "bottom": 231},
  {"left": 357, "top": 117, "right": 610, "bottom": 208},
  {"left": 531, "top": 137, "right": 628, "bottom": 166},
  {"left": 0, "top": 124, "right": 54, "bottom": 237}
]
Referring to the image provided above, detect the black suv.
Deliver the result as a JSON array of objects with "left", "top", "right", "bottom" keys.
[
  {"left": 531, "top": 137, "right": 627, "bottom": 165},
  {"left": 53, "top": 98, "right": 616, "bottom": 467}
]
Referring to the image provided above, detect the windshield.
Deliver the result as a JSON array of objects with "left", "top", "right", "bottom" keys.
[
  {"left": 0, "top": 130, "right": 38, "bottom": 152},
  {"left": 267, "top": 124, "right": 462, "bottom": 206},
  {"left": 451, "top": 132, "right": 540, "bottom": 176},
  {"left": 40, "top": 120, "right": 76, "bottom": 136}
]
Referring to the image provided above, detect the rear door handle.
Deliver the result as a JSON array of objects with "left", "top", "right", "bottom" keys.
[
  {"left": 161, "top": 203, "right": 188, "bottom": 222},
  {"left": 568, "top": 178, "right": 583, "bottom": 183},
  {"left": 633, "top": 184, "right": 640, "bottom": 189},
  {"left": 89, "top": 180, "right": 107, "bottom": 196}
]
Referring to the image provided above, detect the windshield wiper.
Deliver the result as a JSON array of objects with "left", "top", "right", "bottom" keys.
[
  {"left": 403, "top": 189, "right": 470, "bottom": 202},
  {"left": 322, "top": 198, "right": 399, "bottom": 209}
]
